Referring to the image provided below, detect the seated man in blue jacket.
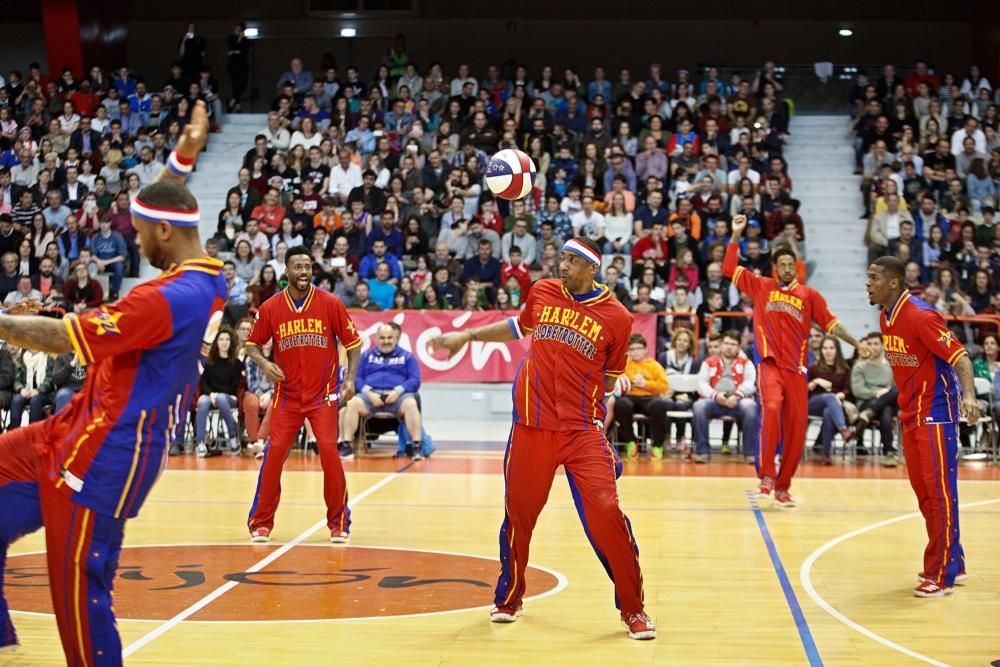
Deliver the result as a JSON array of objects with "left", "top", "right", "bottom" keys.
[{"left": 339, "top": 321, "right": 423, "bottom": 460}]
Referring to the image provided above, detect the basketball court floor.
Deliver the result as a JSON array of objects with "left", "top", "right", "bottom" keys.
[{"left": 2, "top": 430, "right": 998, "bottom": 667}]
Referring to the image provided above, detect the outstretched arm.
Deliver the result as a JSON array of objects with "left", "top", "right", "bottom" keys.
[
  {"left": 0, "top": 314, "right": 72, "bottom": 355},
  {"left": 830, "top": 323, "right": 861, "bottom": 350},
  {"left": 429, "top": 319, "right": 517, "bottom": 359}
]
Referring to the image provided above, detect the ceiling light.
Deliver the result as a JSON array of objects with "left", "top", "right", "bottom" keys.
[
  {"left": 340, "top": 27, "right": 357, "bottom": 38},
  {"left": 243, "top": 27, "right": 259, "bottom": 38},
  {"left": 838, "top": 28, "right": 853, "bottom": 37}
]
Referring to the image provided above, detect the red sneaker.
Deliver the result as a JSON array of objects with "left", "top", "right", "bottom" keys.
[
  {"left": 490, "top": 604, "right": 522, "bottom": 623},
  {"left": 756, "top": 476, "right": 775, "bottom": 498},
  {"left": 913, "top": 580, "right": 953, "bottom": 598},
  {"left": 250, "top": 527, "right": 271, "bottom": 543},
  {"left": 774, "top": 490, "right": 797, "bottom": 508},
  {"left": 621, "top": 611, "right": 656, "bottom": 640},
  {"left": 330, "top": 530, "right": 349, "bottom": 544}
]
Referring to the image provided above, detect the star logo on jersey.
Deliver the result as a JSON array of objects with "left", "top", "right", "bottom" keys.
[
  {"left": 88, "top": 309, "right": 124, "bottom": 336},
  {"left": 937, "top": 329, "right": 954, "bottom": 349}
]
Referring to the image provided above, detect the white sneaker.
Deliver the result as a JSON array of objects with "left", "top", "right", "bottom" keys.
[
  {"left": 195, "top": 442, "right": 208, "bottom": 458},
  {"left": 490, "top": 605, "right": 522, "bottom": 623},
  {"left": 250, "top": 528, "right": 271, "bottom": 543},
  {"left": 330, "top": 530, "right": 349, "bottom": 544}
]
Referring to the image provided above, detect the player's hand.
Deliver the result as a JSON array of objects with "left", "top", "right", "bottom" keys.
[
  {"left": 261, "top": 360, "right": 286, "bottom": 384},
  {"left": 366, "top": 391, "right": 384, "bottom": 408},
  {"left": 177, "top": 100, "right": 210, "bottom": 160},
  {"left": 961, "top": 395, "right": 980, "bottom": 426},
  {"left": 731, "top": 214, "right": 748, "bottom": 237},
  {"left": 384, "top": 389, "right": 401, "bottom": 405},
  {"left": 429, "top": 332, "right": 469, "bottom": 359},
  {"left": 340, "top": 383, "right": 355, "bottom": 404},
  {"left": 6, "top": 299, "right": 42, "bottom": 315}
]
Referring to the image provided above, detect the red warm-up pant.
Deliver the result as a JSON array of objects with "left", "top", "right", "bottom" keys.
[
  {"left": 0, "top": 422, "right": 127, "bottom": 666},
  {"left": 903, "top": 422, "right": 964, "bottom": 586},
  {"left": 247, "top": 400, "right": 349, "bottom": 535},
  {"left": 755, "top": 360, "right": 809, "bottom": 491},
  {"left": 494, "top": 423, "right": 645, "bottom": 615}
]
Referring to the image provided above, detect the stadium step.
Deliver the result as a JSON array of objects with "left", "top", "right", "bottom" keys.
[
  {"left": 789, "top": 113, "right": 876, "bottom": 338},
  {"left": 121, "top": 116, "right": 255, "bottom": 296}
]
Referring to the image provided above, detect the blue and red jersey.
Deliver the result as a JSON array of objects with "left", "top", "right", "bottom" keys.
[
  {"left": 245, "top": 284, "right": 361, "bottom": 408},
  {"left": 509, "top": 278, "right": 631, "bottom": 432},
  {"left": 880, "top": 289, "right": 967, "bottom": 428},
  {"left": 54, "top": 257, "right": 227, "bottom": 519},
  {"left": 724, "top": 243, "right": 840, "bottom": 372}
]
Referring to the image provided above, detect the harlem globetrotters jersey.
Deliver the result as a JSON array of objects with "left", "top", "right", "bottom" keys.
[
  {"left": 880, "top": 289, "right": 967, "bottom": 428},
  {"left": 507, "top": 278, "right": 631, "bottom": 432},
  {"left": 724, "top": 243, "right": 840, "bottom": 372},
  {"left": 56, "top": 257, "right": 227, "bottom": 519},
  {"left": 246, "top": 285, "right": 362, "bottom": 408}
]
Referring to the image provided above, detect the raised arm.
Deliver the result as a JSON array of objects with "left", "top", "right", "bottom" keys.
[
  {"left": 725, "top": 214, "right": 763, "bottom": 299},
  {"left": 154, "top": 100, "right": 209, "bottom": 186}
]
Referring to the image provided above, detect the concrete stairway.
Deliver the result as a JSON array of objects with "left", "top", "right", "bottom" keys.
[
  {"left": 784, "top": 114, "right": 879, "bottom": 338},
  {"left": 134, "top": 113, "right": 268, "bottom": 283}
]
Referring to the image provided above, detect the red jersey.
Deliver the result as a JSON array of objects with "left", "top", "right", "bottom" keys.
[
  {"left": 246, "top": 285, "right": 361, "bottom": 407},
  {"left": 508, "top": 278, "right": 631, "bottom": 432},
  {"left": 724, "top": 243, "right": 839, "bottom": 372},
  {"left": 880, "top": 290, "right": 967, "bottom": 428}
]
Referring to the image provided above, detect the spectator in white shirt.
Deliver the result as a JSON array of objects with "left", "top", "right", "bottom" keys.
[
  {"left": 127, "top": 147, "right": 164, "bottom": 186},
  {"left": 726, "top": 155, "right": 761, "bottom": 194},
  {"left": 329, "top": 148, "right": 363, "bottom": 207},
  {"left": 570, "top": 196, "right": 606, "bottom": 243},
  {"left": 262, "top": 112, "right": 291, "bottom": 152}
]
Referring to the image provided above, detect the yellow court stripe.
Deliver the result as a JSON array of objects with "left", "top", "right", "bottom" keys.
[
  {"left": 73, "top": 508, "right": 92, "bottom": 667},
  {"left": 114, "top": 410, "right": 147, "bottom": 518}
]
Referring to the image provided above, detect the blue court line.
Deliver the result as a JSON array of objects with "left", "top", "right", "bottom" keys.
[{"left": 746, "top": 490, "right": 823, "bottom": 667}]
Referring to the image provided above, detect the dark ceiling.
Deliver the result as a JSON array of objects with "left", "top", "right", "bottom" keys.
[{"left": 3, "top": 0, "right": 986, "bottom": 21}]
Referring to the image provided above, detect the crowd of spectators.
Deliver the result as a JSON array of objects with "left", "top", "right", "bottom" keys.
[
  {"left": 854, "top": 61, "right": 1000, "bottom": 335},
  {"left": 1, "top": 39, "right": 998, "bottom": 459}
]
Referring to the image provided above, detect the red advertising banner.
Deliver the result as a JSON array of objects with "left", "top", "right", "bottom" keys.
[{"left": 348, "top": 310, "right": 657, "bottom": 383}]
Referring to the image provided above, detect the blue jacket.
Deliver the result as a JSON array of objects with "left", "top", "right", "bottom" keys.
[
  {"left": 356, "top": 346, "right": 421, "bottom": 394},
  {"left": 359, "top": 252, "right": 402, "bottom": 281}
]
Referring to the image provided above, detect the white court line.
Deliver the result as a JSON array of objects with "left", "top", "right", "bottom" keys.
[
  {"left": 800, "top": 496, "right": 1000, "bottom": 667},
  {"left": 122, "top": 471, "right": 402, "bottom": 658}
]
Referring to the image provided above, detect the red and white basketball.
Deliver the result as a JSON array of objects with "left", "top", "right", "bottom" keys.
[{"left": 486, "top": 149, "right": 537, "bottom": 200}]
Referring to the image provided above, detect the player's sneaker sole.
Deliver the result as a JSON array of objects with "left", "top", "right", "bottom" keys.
[
  {"left": 0, "top": 644, "right": 20, "bottom": 653},
  {"left": 621, "top": 622, "right": 657, "bottom": 640},
  {"left": 490, "top": 606, "right": 523, "bottom": 623},
  {"left": 330, "top": 533, "right": 349, "bottom": 544},
  {"left": 250, "top": 530, "right": 270, "bottom": 543}
]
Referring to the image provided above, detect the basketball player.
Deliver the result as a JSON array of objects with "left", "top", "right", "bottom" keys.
[
  {"left": 245, "top": 246, "right": 361, "bottom": 543},
  {"left": 0, "top": 102, "right": 227, "bottom": 665},
  {"left": 866, "top": 256, "right": 977, "bottom": 597},
  {"left": 430, "top": 238, "right": 655, "bottom": 640},
  {"left": 725, "top": 214, "right": 861, "bottom": 506}
]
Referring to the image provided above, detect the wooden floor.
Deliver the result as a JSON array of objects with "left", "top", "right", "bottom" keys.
[{"left": 3, "top": 450, "right": 999, "bottom": 667}]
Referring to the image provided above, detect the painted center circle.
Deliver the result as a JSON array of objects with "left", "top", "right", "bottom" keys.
[{"left": 4, "top": 545, "right": 561, "bottom": 621}]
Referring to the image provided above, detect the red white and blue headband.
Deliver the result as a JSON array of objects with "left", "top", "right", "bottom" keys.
[
  {"left": 562, "top": 239, "right": 601, "bottom": 265},
  {"left": 130, "top": 195, "right": 200, "bottom": 228}
]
